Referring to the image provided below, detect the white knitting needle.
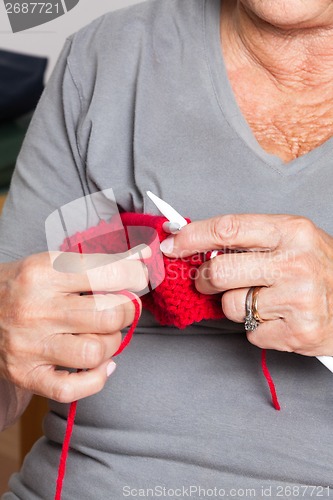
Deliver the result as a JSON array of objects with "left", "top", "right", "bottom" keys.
[
  {"left": 146, "top": 191, "right": 188, "bottom": 232},
  {"left": 146, "top": 191, "right": 333, "bottom": 374}
]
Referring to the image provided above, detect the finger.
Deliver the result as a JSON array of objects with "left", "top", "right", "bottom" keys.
[
  {"left": 52, "top": 244, "right": 151, "bottom": 273},
  {"left": 195, "top": 252, "right": 278, "bottom": 294},
  {"left": 160, "top": 214, "right": 288, "bottom": 258},
  {"left": 221, "top": 286, "right": 284, "bottom": 323},
  {"left": 246, "top": 319, "right": 291, "bottom": 351},
  {"left": 37, "top": 331, "right": 122, "bottom": 369},
  {"left": 246, "top": 315, "right": 330, "bottom": 356},
  {"left": 55, "top": 258, "right": 149, "bottom": 293},
  {"left": 54, "top": 293, "right": 141, "bottom": 334},
  {"left": 30, "top": 359, "right": 117, "bottom": 403}
]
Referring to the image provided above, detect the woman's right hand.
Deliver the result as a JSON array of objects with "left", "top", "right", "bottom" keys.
[{"left": 0, "top": 249, "right": 148, "bottom": 403}]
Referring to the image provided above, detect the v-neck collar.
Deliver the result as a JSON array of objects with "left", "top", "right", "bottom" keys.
[{"left": 203, "top": 0, "right": 333, "bottom": 177}]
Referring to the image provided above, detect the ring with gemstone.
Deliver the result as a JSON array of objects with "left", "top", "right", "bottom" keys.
[{"left": 244, "top": 287, "right": 260, "bottom": 332}]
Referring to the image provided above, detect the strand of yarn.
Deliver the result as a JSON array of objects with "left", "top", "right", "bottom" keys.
[
  {"left": 261, "top": 349, "right": 280, "bottom": 411},
  {"left": 54, "top": 289, "right": 141, "bottom": 500},
  {"left": 54, "top": 399, "right": 78, "bottom": 500}
]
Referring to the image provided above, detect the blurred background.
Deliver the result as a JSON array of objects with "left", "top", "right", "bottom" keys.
[
  {"left": 0, "top": 0, "right": 141, "bottom": 493},
  {"left": 0, "top": 0, "right": 140, "bottom": 79}
]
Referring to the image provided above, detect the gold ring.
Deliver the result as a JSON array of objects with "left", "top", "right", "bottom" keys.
[{"left": 252, "top": 286, "right": 265, "bottom": 323}]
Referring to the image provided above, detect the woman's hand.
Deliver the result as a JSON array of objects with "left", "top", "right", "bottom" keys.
[
  {"left": 160, "top": 214, "right": 333, "bottom": 356},
  {"left": 0, "top": 249, "right": 148, "bottom": 403}
]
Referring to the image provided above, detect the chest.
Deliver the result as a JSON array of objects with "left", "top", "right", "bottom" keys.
[{"left": 229, "top": 73, "right": 333, "bottom": 163}]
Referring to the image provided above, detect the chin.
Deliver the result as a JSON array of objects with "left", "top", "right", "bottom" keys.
[{"left": 239, "top": 0, "right": 333, "bottom": 29}]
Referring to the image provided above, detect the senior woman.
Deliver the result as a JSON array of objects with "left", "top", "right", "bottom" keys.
[{"left": 1, "top": 0, "right": 333, "bottom": 498}]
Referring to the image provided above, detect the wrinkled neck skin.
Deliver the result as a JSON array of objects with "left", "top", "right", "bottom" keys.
[
  {"left": 220, "top": 0, "right": 333, "bottom": 162},
  {"left": 221, "top": 0, "right": 333, "bottom": 91}
]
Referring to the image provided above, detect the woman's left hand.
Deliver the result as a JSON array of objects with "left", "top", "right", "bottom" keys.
[{"left": 160, "top": 214, "right": 333, "bottom": 356}]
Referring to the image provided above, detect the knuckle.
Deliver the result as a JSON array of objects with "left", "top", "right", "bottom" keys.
[
  {"left": 82, "top": 339, "right": 105, "bottom": 367},
  {"left": 135, "top": 262, "right": 149, "bottom": 290},
  {"left": 5, "top": 334, "right": 20, "bottom": 357},
  {"left": 282, "top": 323, "right": 301, "bottom": 352},
  {"left": 99, "top": 305, "right": 124, "bottom": 331},
  {"left": 16, "top": 256, "right": 41, "bottom": 288},
  {"left": 112, "top": 331, "right": 123, "bottom": 353},
  {"left": 281, "top": 341, "right": 295, "bottom": 353},
  {"left": 284, "top": 309, "right": 322, "bottom": 353},
  {"left": 107, "top": 262, "right": 121, "bottom": 288},
  {"left": 211, "top": 215, "right": 239, "bottom": 245},
  {"left": 120, "top": 261, "right": 144, "bottom": 290},
  {"left": 289, "top": 325, "right": 319, "bottom": 353},
  {"left": 53, "top": 382, "right": 75, "bottom": 404},
  {"left": 293, "top": 217, "right": 318, "bottom": 246},
  {"left": 125, "top": 261, "right": 148, "bottom": 291},
  {"left": 5, "top": 299, "right": 25, "bottom": 327},
  {"left": 7, "top": 297, "right": 35, "bottom": 327},
  {"left": 208, "top": 259, "right": 227, "bottom": 289},
  {"left": 95, "top": 374, "right": 106, "bottom": 394},
  {"left": 20, "top": 368, "right": 40, "bottom": 393},
  {"left": 221, "top": 292, "right": 239, "bottom": 319},
  {"left": 5, "top": 362, "right": 19, "bottom": 384},
  {"left": 96, "top": 262, "right": 121, "bottom": 291},
  {"left": 302, "top": 326, "right": 321, "bottom": 348}
]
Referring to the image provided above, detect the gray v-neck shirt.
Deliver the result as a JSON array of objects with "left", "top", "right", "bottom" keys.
[{"left": 1, "top": 1, "right": 333, "bottom": 498}]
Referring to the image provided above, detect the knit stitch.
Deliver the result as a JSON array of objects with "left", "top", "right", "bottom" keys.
[{"left": 61, "top": 213, "right": 226, "bottom": 329}]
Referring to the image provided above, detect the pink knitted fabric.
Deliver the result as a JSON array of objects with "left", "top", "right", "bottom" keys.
[{"left": 60, "top": 213, "right": 225, "bottom": 329}]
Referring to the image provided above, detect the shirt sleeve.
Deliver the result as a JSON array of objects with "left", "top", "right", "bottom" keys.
[{"left": 0, "top": 38, "right": 87, "bottom": 263}]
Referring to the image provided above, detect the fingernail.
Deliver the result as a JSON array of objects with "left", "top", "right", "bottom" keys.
[
  {"left": 106, "top": 361, "right": 117, "bottom": 377},
  {"left": 160, "top": 237, "right": 174, "bottom": 255}
]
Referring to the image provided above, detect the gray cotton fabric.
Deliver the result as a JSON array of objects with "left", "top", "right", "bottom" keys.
[{"left": 1, "top": 0, "right": 333, "bottom": 498}]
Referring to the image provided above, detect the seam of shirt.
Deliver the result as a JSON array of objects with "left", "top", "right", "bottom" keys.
[
  {"left": 65, "top": 49, "right": 86, "bottom": 165},
  {"left": 64, "top": 43, "right": 93, "bottom": 200},
  {"left": 0, "top": 250, "right": 25, "bottom": 261}
]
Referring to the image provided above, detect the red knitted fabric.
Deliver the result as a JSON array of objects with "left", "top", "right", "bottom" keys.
[
  {"left": 59, "top": 212, "right": 280, "bottom": 411},
  {"left": 61, "top": 213, "right": 226, "bottom": 329}
]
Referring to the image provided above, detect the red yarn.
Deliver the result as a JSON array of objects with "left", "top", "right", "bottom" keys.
[
  {"left": 113, "top": 290, "right": 141, "bottom": 356},
  {"left": 54, "top": 399, "right": 78, "bottom": 500},
  {"left": 261, "top": 349, "right": 281, "bottom": 411}
]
